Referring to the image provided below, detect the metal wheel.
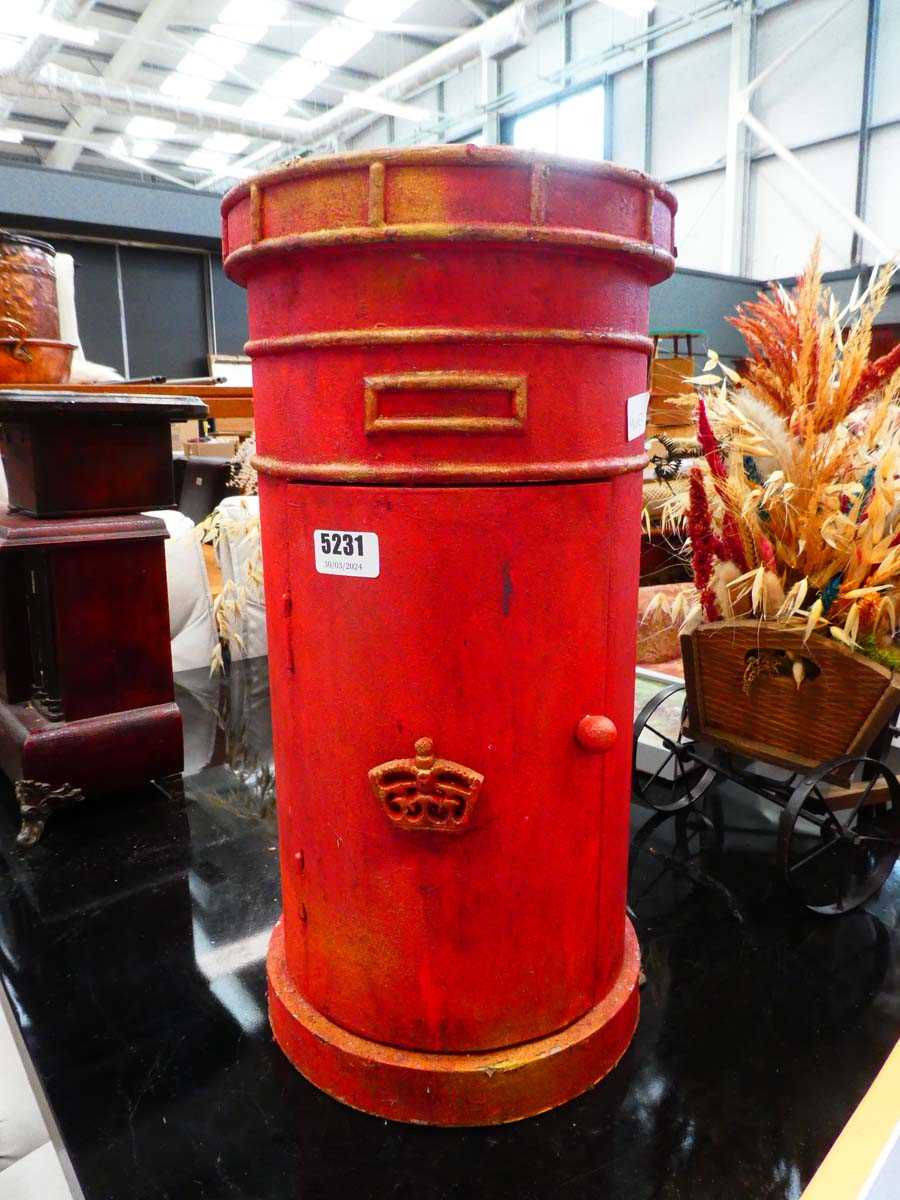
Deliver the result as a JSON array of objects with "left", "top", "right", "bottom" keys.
[
  {"left": 629, "top": 790, "right": 734, "bottom": 918},
  {"left": 632, "top": 681, "right": 717, "bottom": 813},
  {"left": 673, "top": 794, "right": 725, "bottom": 860},
  {"left": 778, "top": 755, "right": 900, "bottom": 915}
]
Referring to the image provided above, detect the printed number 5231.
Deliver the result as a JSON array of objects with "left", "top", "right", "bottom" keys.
[{"left": 319, "top": 531, "right": 364, "bottom": 556}]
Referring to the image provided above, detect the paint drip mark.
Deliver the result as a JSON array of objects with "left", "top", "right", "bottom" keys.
[{"left": 502, "top": 563, "right": 513, "bottom": 616}]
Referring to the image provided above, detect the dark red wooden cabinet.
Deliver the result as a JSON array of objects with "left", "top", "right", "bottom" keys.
[{"left": 0, "top": 392, "right": 207, "bottom": 843}]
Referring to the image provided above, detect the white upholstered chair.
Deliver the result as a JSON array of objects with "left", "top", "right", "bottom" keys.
[
  {"left": 0, "top": 992, "right": 73, "bottom": 1198},
  {"left": 144, "top": 510, "right": 219, "bottom": 673}
]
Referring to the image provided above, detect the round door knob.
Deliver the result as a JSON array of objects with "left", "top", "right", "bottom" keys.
[{"left": 575, "top": 714, "right": 617, "bottom": 753}]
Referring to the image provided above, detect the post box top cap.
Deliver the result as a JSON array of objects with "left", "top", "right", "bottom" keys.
[
  {"left": 221, "top": 143, "right": 676, "bottom": 219},
  {"left": 222, "top": 144, "right": 677, "bottom": 286}
]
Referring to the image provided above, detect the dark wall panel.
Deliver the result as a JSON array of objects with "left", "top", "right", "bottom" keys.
[
  {"left": 650, "top": 268, "right": 763, "bottom": 359},
  {"left": 119, "top": 247, "right": 209, "bottom": 378},
  {"left": 0, "top": 161, "right": 221, "bottom": 245},
  {"left": 210, "top": 258, "right": 249, "bottom": 355}
]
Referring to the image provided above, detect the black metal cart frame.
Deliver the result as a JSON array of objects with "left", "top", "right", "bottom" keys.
[{"left": 632, "top": 680, "right": 900, "bottom": 915}]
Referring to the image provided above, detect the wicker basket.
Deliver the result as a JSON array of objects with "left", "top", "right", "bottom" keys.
[{"left": 681, "top": 620, "right": 900, "bottom": 773}]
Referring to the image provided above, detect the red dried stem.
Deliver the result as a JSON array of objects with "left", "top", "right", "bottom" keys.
[
  {"left": 697, "top": 398, "right": 748, "bottom": 572},
  {"left": 688, "top": 467, "right": 721, "bottom": 623}
]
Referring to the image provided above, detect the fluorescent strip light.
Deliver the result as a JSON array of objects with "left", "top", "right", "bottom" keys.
[{"left": 0, "top": 129, "right": 23, "bottom": 144}]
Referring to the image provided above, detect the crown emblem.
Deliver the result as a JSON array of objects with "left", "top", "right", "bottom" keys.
[{"left": 368, "top": 737, "right": 483, "bottom": 832}]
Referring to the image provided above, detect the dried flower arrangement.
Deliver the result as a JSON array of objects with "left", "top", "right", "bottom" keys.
[
  {"left": 230, "top": 433, "right": 258, "bottom": 496},
  {"left": 648, "top": 244, "right": 900, "bottom": 683}
]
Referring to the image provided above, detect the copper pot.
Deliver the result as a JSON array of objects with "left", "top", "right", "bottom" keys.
[
  {"left": 0, "top": 231, "right": 60, "bottom": 340},
  {"left": 0, "top": 317, "right": 74, "bottom": 384}
]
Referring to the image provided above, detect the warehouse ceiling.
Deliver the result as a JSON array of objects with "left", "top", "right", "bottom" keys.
[{"left": 0, "top": 0, "right": 526, "bottom": 191}]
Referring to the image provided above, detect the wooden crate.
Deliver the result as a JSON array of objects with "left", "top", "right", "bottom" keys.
[
  {"left": 650, "top": 354, "right": 695, "bottom": 396},
  {"left": 185, "top": 436, "right": 239, "bottom": 459},
  {"left": 681, "top": 621, "right": 900, "bottom": 772},
  {"left": 214, "top": 416, "right": 254, "bottom": 438},
  {"left": 171, "top": 420, "right": 201, "bottom": 452},
  {"left": 649, "top": 355, "right": 695, "bottom": 436}
]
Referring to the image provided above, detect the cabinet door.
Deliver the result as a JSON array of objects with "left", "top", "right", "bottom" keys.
[{"left": 264, "top": 475, "right": 641, "bottom": 1053}]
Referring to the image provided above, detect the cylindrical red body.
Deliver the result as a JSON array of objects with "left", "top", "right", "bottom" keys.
[{"left": 222, "top": 146, "right": 676, "bottom": 1124}]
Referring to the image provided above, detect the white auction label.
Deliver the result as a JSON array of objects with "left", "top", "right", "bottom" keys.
[
  {"left": 314, "top": 529, "right": 380, "bottom": 578},
  {"left": 626, "top": 390, "right": 651, "bottom": 441}
]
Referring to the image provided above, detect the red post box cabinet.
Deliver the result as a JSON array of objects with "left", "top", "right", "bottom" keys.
[{"left": 222, "top": 146, "right": 676, "bottom": 1124}]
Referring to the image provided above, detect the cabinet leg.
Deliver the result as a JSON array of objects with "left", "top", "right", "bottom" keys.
[{"left": 14, "top": 780, "right": 84, "bottom": 847}]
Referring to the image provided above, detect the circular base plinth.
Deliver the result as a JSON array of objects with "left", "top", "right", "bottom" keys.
[{"left": 267, "top": 918, "right": 640, "bottom": 1126}]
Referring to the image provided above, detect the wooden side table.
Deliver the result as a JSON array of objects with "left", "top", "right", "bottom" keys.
[{"left": 0, "top": 391, "right": 207, "bottom": 844}]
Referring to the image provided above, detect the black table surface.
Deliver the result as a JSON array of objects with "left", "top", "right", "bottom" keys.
[{"left": 0, "top": 657, "right": 897, "bottom": 1200}]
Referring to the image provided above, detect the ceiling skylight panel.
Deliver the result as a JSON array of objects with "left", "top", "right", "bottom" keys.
[
  {"left": 162, "top": 28, "right": 251, "bottom": 105},
  {"left": 111, "top": 136, "right": 158, "bottom": 161},
  {"left": 0, "top": 0, "right": 41, "bottom": 67},
  {"left": 177, "top": 51, "right": 228, "bottom": 83},
  {"left": 302, "top": 20, "right": 373, "bottom": 68},
  {"left": 160, "top": 72, "right": 215, "bottom": 100},
  {"left": 214, "top": 0, "right": 286, "bottom": 45},
  {"left": 344, "top": 0, "right": 418, "bottom": 22},
  {"left": 264, "top": 57, "right": 329, "bottom": 101},
  {"left": 194, "top": 33, "right": 249, "bottom": 69},
  {"left": 224, "top": 0, "right": 418, "bottom": 119},
  {"left": 186, "top": 147, "right": 232, "bottom": 171},
  {"left": 240, "top": 93, "right": 291, "bottom": 121},
  {"left": 204, "top": 132, "right": 251, "bottom": 155},
  {"left": 0, "top": 1, "right": 45, "bottom": 38},
  {"left": 0, "top": 37, "right": 25, "bottom": 70},
  {"left": 125, "top": 116, "right": 176, "bottom": 139},
  {"left": 130, "top": 140, "right": 160, "bottom": 160}
]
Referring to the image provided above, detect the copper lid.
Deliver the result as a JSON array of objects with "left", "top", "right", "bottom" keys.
[{"left": 0, "top": 229, "right": 55, "bottom": 256}]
